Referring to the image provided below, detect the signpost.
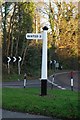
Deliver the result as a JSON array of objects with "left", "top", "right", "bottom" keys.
[
  {"left": 7, "top": 56, "right": 22, "bottom": 75},
  {"left": 18, "top": 56, "right": 22, "bottom": 75},
  {"left": 13, "top": 57, "right": 16, "bottom": 62},
  {"left": 7, "top": 57, "right": 11, "bottom": 74},
  {"left": 50, "top": 60, "right": 53, "bottom": 69},
  {"left": 26, "top": 33, "right": 42, "bottom": 39},
  {"left": 54, "top": 60, "right": 56, "bottom": 64},
  {"left": 41, "top": 26, "right": 48, "bottom": 96},
  {"left": 26, "top": 26, "right": 48, "bottom": 96}
]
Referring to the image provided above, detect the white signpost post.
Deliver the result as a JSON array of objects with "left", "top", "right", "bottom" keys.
[
  {"left": 26, "top": 26, "right": 48, "bottom": 96},
  {"left": 41, "top": 26, "right": 48, "bottom": 96}
]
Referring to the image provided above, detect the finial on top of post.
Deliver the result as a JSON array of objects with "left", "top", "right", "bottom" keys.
[{"left": 42, "top": 26, "right": 48, "bottom": 30}]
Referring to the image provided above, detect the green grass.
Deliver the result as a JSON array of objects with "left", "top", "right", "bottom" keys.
[
  {"left": 2, "top": 73, "right": 23, "bottom": 82},
  {"left": 2, "top": 88, "right": 80, "bottom": 119},
  {"left": 0, "top": 88, "right": 2, "bottom": 107},
  {"left": 2, "top": 73, "right": 39, "bottom": 82}
]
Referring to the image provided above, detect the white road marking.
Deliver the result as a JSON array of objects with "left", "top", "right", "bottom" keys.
[
  {"left": 57, "top": 86, "right": 62, "bottom": 89},
  {"left": 41, "top": 71, "right": 78, "bottom": 90},
  {"left": 61, "top": 88, "right": 66, "bottom": 90},
  {"left": 48, "top": 71, "right": 78, "bottom": 90},
  {"left": 47, "top": 79, "right": 66, "bottom": 90}
]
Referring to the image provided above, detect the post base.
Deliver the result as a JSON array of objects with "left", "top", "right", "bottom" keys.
[
  {"left": 71, "top": 86, "right": 73, "bottom": 91},
  {"left": 41, "top": 79, "right": 47, "bottom": 96}
]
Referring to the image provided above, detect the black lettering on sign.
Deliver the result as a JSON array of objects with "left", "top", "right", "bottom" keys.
[
  {"left": 27, "top": 35, "right": 30, "bottom": 37},
  {"left": 40, "top": 35, "right": 41, "bottom": 38}
]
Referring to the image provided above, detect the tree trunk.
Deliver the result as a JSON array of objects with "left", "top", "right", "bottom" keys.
[
  {"left": 7, "top": 4, "right": 16, "bottom": 56},
  {"left": 21, "top": 46, "right": 28, "bottom": 66},
  {"left": 10, "top": 26, "right": 14, "bottom": 57},
  {"left": 3, "top": 3, "right": 7, "bottom": 57},
  {"left": 21, "top": 36, "right": 25, "bottom": 57},
  {"left": 15, "top": 4, "right": 21, "bottom": 57}
]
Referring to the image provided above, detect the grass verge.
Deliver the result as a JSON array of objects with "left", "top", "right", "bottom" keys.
[
  {"left": 2, "top": 73, "right": 39, "bottom": 82},
  {"left": 2, "top": 88, "right": 80, "bottom": 119},
  {"left": 2, "top": 73, "right": 23, "bottom": 82}
]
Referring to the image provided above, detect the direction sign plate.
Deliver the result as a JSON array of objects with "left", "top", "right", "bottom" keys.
[{"left": 26, "top": 33, "right": 42, "bottom": 39}]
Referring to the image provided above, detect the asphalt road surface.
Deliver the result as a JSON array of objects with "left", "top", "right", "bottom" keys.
[
  {"left": 2, "top": 71, "right": 80, "bottom": 91},
  {"left": 1, "top": 109, "right": 56, "bottom": 120},
  {"left": 49, "top": 71, "right": 79, "bottom": 91}
]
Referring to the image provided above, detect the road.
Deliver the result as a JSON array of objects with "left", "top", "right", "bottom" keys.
[
  {"left": 2, "top": 71, "right": 80, "bottom": 91},
  {"left": 1, "top": 109, "right": 56, "bottom": 120},
  {"left": 48, "top": 71, "right": 79, "bottom": 91}
]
